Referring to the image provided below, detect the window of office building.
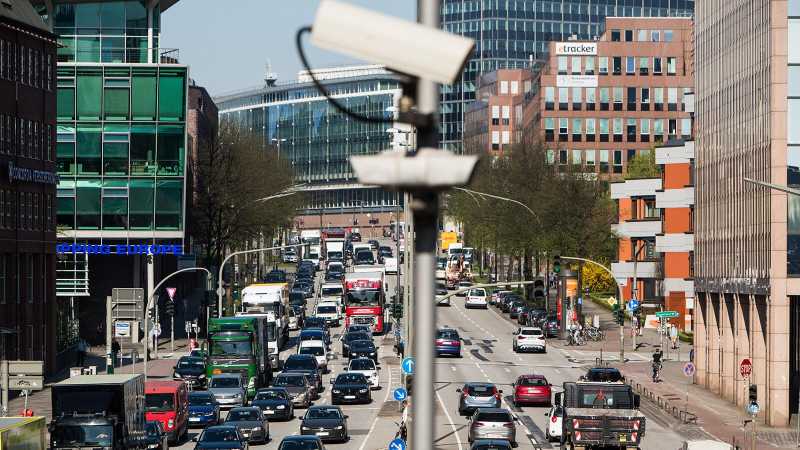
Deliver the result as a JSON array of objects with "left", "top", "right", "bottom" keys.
[
  {"left": 155, "top": 179, "right": 182, "bottom": 229},
  {"left": 599, "top": 118, "right": 610, "bottom": 140},
  {"left": 600, "top": 88, "right": 610, "bottom": 110},
  {"left": 558, "top": 56, "right": 568, "bottom": 74},
  {"left": 559, "top": 87, "right": 569, "bottom": 110},
  {"left": 586, "top": 118, "right": 596, "bottom": 138},
  {"left": 664, "top": 30, "right": 674, "bottom": 42},
  {"left": 613, "top": 87, "right": 623, "bottom": 110},
  {"left": 75, "top": 179, "right": 101, "bottom": 229},
  {"left": 667, "top": 87, "right": 678, "bottom": 111},
  {"left": 611, "top": 30, "right": 621, "bottom": 41},
  {"left": 639, "top": 57, "right": 649, "bottom": 75},
  {"left": 76, "top": 68, "right": 102, "bottom": 120},
  {"left": 586, "top": 88, "right": 596, "bottom": 110},
  {"left": 627, "top": 87, "right": 637, "bottom": 111},
  {"left": 613, "top": 57, "right": 622, "bottom": 74},
  {"left": 667, "top": 57, "right": 677, "bottom": 75},
  {"left": 789, "top": 99, "right": 800, "bottom": 144},
  {"left": 627, "top": 118, "right": 637, "bottom": 142},
  {"left": 510, "top": 81, "right": 518, "bottom": 94},
  {"left": 57, "top": 126, "right": 75, "bottom": 175},
  {"left": 625, "top": 29, "right": 634, "bottom": 42},
  {"left": 641, "top": 118, "right": 650, "bottom": 141},
  {"left": 599, "top": 149, "right": 610, "bottom": 172},
  {"left": 626, "top": 57, "right": 635, "bottom": 74},
  {"left": 130, "top": 124, "right": 156, "bottom": 175},
  {"left": 158, "top": 69, "right": 185, "bottom": 121},
  {"left": 572, "top": 87, "right": 582, "bottom": 110},
  {"left": 599, "top": 57, "right": 608, "bottom": 74},
  {"left": 638, "top": 29, "right": 648, "bottom": 41},
  {"left": 654, "top": 88, "right": 664, "bottom": 110},
  {"left": 571, "top": 56, "right": 581, "bottom": 74},
  {"left": 103, "top": 77, "right": 130, "bottom": 120},
  {"left": 501, "top": 106, "right": 510, "bottom": 125},
  {"left": 613, "top": 118, "right": 623, "bottom": 142},
  {"left": 585, "top": 150, "right": 596, "bottom": 169},
  {"left": 572, "top": 118, "right": 582, "bottom": 140},
  {"left": 544, "top": 87, "right": 555, "bottom": 110},
  {"left": 681, "top": 118, "right": 692, "bottom": 137},
  {"left": 57, "top": 77, "right": 75, "bottom": 120},
  {"left": 653, "top": 119, "right": 664, "bottom": 141},
  {"left": 654, "top": 57, "right": 662, "bottom": 75},
  {"left": 103, "top": 130, "right": 129, "bottom": 175},
  {"left": 491, "top": 105, "right": 500, "bottom": 125},
  {"left": 129, "top": 178, "right": 154, "bottom": 229},
  {"left": 57, "top": 185, "right": 75, "bottom": 229},
  {"left": 132, "top": 68, "right": 157, "bottom": 120},
  {"left": 641, "top": 88, "right": 650, "bottom": 111},
  {"left": 102, "top": 182, "right": 128, "bottom": 230},
  {"left": 76, "top": 124, "right": 101, "bottom": 175},
  {"left": 651, "top": 30, "right": 661, "bottom": 42},
  {"left": 585, "top": 56, "right": 595, "bottom": 75}
]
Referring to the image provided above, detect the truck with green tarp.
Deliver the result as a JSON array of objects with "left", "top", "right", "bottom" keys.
[
  {"left": 0, "top": 417, "right": 45, "bottom": 449},
  {"left": 206, "top": 316, "right": 271, "bottom": 399}
]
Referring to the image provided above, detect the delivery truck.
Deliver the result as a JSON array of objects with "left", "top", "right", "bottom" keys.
[{"left": 49, "top": 374, "right": 146, "bottom": 449}]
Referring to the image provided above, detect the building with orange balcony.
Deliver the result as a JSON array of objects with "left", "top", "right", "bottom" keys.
[{"left": 610, "top": 139, "right": 694, "bottom": 331}]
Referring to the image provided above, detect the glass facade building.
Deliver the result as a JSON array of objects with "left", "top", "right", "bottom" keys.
[
  {"left": 216, "top": 66, "right": 403, "bottom": 216},
  {"left": 440, "top": 0, "right": 695, "bottom": 150}
]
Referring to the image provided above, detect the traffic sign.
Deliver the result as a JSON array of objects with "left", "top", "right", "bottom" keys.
[
  {"left": 740, "top": 358, "right": 753, "bottom": 378},
  {"left": 216, "top": 286, "right": 225, "bottom": 297},
  {"left": 393, "top": 387, "right": 408, "bottom": 402},
  {"left": 166, "top": 287, "right": 177, "bottom": 300},
  {"left": 655, "top": 311, "right": 679, "bottom": 318},
  {"left": 389, "top": 438, "right": 406, "bottom": 450},
  {"left": 683, "top": 362, "right": 695, "bottom": 377},
  {"left": 114, "top": 321, "right": 131, "bottom": 338},
  {"left": 628, "top": 299, "right": 640, "bottom": 311},
  {"left": 401, "top": 357, "right": 415, "bottom": 375}
]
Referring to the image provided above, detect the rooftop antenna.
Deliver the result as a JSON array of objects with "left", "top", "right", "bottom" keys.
[{"left": 264, "top": 59, "right": 277, "bottom": 87}]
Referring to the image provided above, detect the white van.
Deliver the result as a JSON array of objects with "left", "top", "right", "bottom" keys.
[
  {"left": 384, "top": 256, "right": 398, "bottom": 274},
  {"left": 314, "top": 301, "right": 342, "bottom": 327}
]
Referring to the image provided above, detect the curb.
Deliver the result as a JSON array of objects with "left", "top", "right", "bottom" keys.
[{"left": 625, "top": 376, "right": 697, "bottom": 425}]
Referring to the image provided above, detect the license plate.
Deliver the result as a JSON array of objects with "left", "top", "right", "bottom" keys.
[
  {"left": 265, "top": 410, "right": 275, "bottom": 415},
  {"left": 317, "top": 432, "right": 329, "bottom": 436},
  {"left": 345, "top": 395, "right": 356, "bottom": 399},
  {"left": 620, "top": 434, "right": 627, "bottom": 442},
  {"left": 189, "top": 417, "right": 200, "bottom": 422}
]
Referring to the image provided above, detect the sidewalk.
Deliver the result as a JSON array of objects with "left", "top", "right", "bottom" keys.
[{"left": 572, "top": 298, "right": 799, "bottom": 449}]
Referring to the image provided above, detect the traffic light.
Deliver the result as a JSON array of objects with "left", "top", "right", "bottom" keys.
[
  {"left": 748, "top": 384, "right": 757, "bottom": 404},
  {"left": 165, "top": 299, "right": 175, "bottom": 317},
  {"left": 617, "top": 308, "right": 625, "bottom": 325},
  {"left": 533, "top": 280, "right": 545, "bottom": 299},
  {"left": 205, "top": 291, "right": 218, "bottom": 317},
  {"left": 553, "top": 255, "right": 561, "bottom": 274},
  {"left": 391, "top": 302, "right": 403, "bottom": 319}
]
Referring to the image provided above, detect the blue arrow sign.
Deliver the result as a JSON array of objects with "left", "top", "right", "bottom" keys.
[
  {"left": 393, "top": 387, "right": 407, "bottom": 402},
  {"left": 401, "top": 357, "right": 415, "bottom": 375},
  {"left": 389, "top": 438, "right": 406, "bottom": 450}
]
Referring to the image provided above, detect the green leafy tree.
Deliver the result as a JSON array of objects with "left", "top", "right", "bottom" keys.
[{"left": 624, "top": 150, "right": 661, "bottom": 180}]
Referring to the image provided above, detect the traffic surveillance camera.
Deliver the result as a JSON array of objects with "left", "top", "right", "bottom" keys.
[
  {"left": 311, "top": 0, "right": 475, "bottom": 85},
  {"left": 350, "top": 148, "right": 478, "bottom": 191}
]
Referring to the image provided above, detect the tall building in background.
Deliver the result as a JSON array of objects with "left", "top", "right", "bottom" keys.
[
  {"left": 0, "top": 0, "right": 58, "bottom": 373},
  {"left": 35, "top": 0, "right": 189, "bottom": 344},
  {"left": 440, "top": 0, "right": 694, "bottom": 150},
  {"left": 693, "top": 0, "right": 799, "bottom": 426},
  {"left": 216, "top": 65, "right": 404, "bottom": 232}
]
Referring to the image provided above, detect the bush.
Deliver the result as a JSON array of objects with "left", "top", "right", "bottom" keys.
[{"left": 582, "top": 265, "right": 616, "bottom": 293}]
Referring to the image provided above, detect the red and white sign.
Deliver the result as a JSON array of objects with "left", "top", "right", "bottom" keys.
[
  {"left": 166, "top": 287, "right": 176, "bottom": 300},
  {"left": 740, "top": 358, "right": 752, "bottom": 378}
]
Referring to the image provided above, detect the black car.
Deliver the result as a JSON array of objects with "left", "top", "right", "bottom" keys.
[
  {"left": 346, "top": 325, "right": 372, "bottom": 337},
  {"left": 330, "top": 373, "right": 371, "bottom": 404},
  {"left": 368, "top": 239, "right": 379, "bottom": 250},
  {"left": 470, "top": 439, "right": 513, "bottom": 450},
  {"left": 303, "top": 317, "right": 328, "bottom": 331},
  {"left": 278, "top": 435, "right": 325, "bottom": 450},
  {"left": 354, "top": 250, "right": 374, "bottom": 265},
  {"left": 341, "top": 331, "right": 372, "bottom": 357},
  {"left": 300, "top": 405, "right": 349, "bottom": 443},
  {"left": 251, "top": 387, "right": 294, "bottom": 421},
  {"left": 290, "top": 291, "right": 307, "bottom": 307},
  {"left": 582, "top": 367, "right": 624, "bottom": 382},
  {"left": 192, "top": 425, "right": 246, "bottom": 450},
  {"left": 294, "top": 281, "right": 313, "bottom": 298},
  {"left": 264, "top": 269, "right": 287, "bottom": 283},
  {"left": 348, "top": 339, "right": 378, "bottom": 363},
  {"left": 349, "top": 232, "right": 362, "bottom": 242},
  {"left": 290, "top": 304, "right": 306, "bottom": 326},
  {"left": 528, "top": 309, "right": 548, "bottom": 327},
  {"left": 284, "top": 354, "right": 323, "bottom": 392},
  {"left": 173, "top": 356, "right": 207, "bottom": 388},
  {"left": 142, "top": 421, "right": 168, "bottom": 450}
]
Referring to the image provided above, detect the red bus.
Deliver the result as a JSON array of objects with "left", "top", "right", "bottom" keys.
[{"left": 344, "top": 271, "right": 386, "bottom": 334}]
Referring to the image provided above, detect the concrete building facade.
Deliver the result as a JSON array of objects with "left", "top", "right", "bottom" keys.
[{"left": 693, "top": 0, "right": 800, "bottom": 426}]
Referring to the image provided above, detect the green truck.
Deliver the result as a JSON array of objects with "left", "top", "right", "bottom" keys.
[{"left": 206, "top": 316, "right": 272, "bottom": 398}]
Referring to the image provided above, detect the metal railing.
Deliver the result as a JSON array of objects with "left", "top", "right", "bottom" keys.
[{"left": 58, "top": 47, "right": 180, "bottom": 64}]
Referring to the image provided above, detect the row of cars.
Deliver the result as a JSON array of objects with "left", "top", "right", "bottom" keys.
[{"left": 491, "top": 290, "right": 559, "bottom": 338}]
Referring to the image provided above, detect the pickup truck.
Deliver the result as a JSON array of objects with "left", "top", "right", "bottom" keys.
[{"left": 556, "top": 381, "right": 645, "bottom": 449}]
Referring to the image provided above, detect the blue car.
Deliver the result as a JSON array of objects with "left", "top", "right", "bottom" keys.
[
  {"left": 436, "top": 328, "right": 462, "bottom": 357},
  {"left": 188, "top": 391, "right": 220, "bottom": 427}
]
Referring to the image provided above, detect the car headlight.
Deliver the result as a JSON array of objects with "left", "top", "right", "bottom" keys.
[
  {"left": 276, "top": 405, "right": 286, "bottom": 410},
  {"left": 359, "top": 389, "right": 368, "bottom": 393},
  {"left": 332, "top": 389, "right": 341, "bottom": 394},
  {"left": 370, "top": 352, "right": 376, "bottom": 355},
  {"left": 334, "top": 425, "right": 344, "bottom": 430},
  {"left": 198, "top": 374, "right": 205, "bottom": 379},
  {"left": 204, "top": 411, "right": 215, "bottom": 416},
  {"left": 301, "top": 426, "right": 310, "bottom": 430},
  {"left": 173, "top": 372, "right": 180, "bottom": 378},
  {"left": 234, "top": 393, "right": 242, "bottom": 398},
  {"left": 148, "top": 444, "right": 161, "bottom": 449}
]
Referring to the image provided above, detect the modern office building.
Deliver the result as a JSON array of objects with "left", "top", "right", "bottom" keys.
[
  {"left": 693, "top": 0, "right": 799, "bottom": 426},
  {"left": 440, "top": 0, "right": 694, "bottom": 151},
  {"left": 34, "top": 0, "right": 189, "bottom": 343},
  {"left": 0, "top": 0, "right": 59, "bottom": 373},
  {"left": 216, "top": 65, "right": 404, "bottom": 232},
  {"left": 610, "top": 139, "right": 695, "bottom": 331}
]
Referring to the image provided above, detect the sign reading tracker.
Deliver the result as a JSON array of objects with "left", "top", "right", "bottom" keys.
[
  {"left": 555, "top": 42, "right": 597, "bottom": 55},
  {"left": 740, "top": 358, "right": 752, "bottom": 378}
]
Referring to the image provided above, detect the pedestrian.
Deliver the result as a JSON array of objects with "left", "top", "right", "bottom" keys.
[
  {"left": 632, "top": 315, "right": 639, "bottom": 335},
  {"left": 76, "top": 338, "right": 88, "bottom": 367},
  {"left": 669, "top": 324, "right": 679, "bottom": 349},
  {"left": 95, "top": 323, "right": 103, "bottom": 347},
  {"left": 111, "top": 338, "right": 121, "bottom": 368},
  {"left": 689, "top": 346, "right": 694, "bottom": 362}
]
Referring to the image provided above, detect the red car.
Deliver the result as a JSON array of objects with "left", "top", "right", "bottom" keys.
[{"left": 512, "top": 374, "right": 552, "bottom": 406}]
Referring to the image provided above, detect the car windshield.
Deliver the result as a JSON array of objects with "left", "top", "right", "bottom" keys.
[
  {"left": 350, "top": 340, "right": 374, "bottom": 351},
  {"left": 52, "top": 424, "right": 113, "bottom": 447},
  {"left": 279, "top": 440, "right": 322, "bottom": 450},
  {"left": 307, "top": 408, "right": 342, "bottom": 419},
  {"left": 210, "top": 340, "right": 252, "bottom": 358},
  {"left": 274, "top": 376, "right": 306, "bottom": 387},
  {"left": 587, "top": 369, "right": 624, "bottom": 382},
  {"left": 300, "top": 332, "right": 323, "bottom": 341},
  {"left": 145, "top": 393, "right": 174, "bottom": 412},
  {"left": 475, "top": 412, "right": 513, "bottom": 422},
  {"left": 345, "top": 290, "right": 381, "bottom": 306},
  {"left": 466, "top": 385, "right": 495, "bottom": 396},
  {"left": 518, "top": 377, "right": 548, "bottom": 386},
  {"left": 305, "top": 318, "right": 326, "bottom": 327},
  {"left": 348, "top": 326, "right": 370, "bottom": 334},
  {"left": 345, "top": 333, "right": 370, "bottom": 343},
  {"left": 178, "top": 358, "right": 204, "bottom": 369},
  {"left": 201, "top": 428, "right": 240, "bottom": 442},
  {"left": 284, "top": 357, "right": 317, "bottom": 371},
  {"left": 349, "top": 359, "right": 375, "bottom": 370},
  {"left": 437, "top": 330, "right": 459, "bottom": 340},
  {"left": 317, "top": 305, "right": 337, "bottom": 314},
  {"left": 468, "top": 289, "right": 486, "bottom": 296},
  {"left": 228, "top": 409, "right": 261, "bottom": 421},
  {"left": 336, "top": 374, "right": 367, "bottom": 384},
  {"left": 210, "top": 377, "right": 241, "bottom": 389},
  {"left": 189, "top": 393, "right": 215, "bottom": 405},
  {"left": 299, "top": 346, "right": 324, "bottom": 356},
  {"left": 472, "top": 445, "right": 511, "bottom": 450},
  {"left": 322, "top": 287, "right": 342, "bottom": 296},
  {"left": 355, "top": 253, "right": 374, "bottom": 264},
  {"left": 256, "top": 390, "right": 287, "bottom": 401},
  {"left": 520, "top": 329, "right": 543, "bottom": 336}
]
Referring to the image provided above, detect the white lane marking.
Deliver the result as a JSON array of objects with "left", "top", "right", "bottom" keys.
[
  {"left": 554, "top": 368, "right": 561, "bottom": 374},
  {"left": 451, "top": 365, "right": 457, "bottom": 372},
  {"left": 357, "top": 363, "right": 394, "bottom": 450},
  {"left": 504, "top": 368, "right": 511, "bottom": 373},
  {"left": 436, "top": 386, "right": 464, "bottom": 450}
]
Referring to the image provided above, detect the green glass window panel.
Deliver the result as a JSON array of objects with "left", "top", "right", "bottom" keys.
[
  {"left": 76, "top": 124, "right": 101, "bottom": 175},
  {"left": 102, "top": 197, "right": 128, "bottom": 230},
  {"left": 76, "top": 70, "right": 102, "bottom": 119},
  {"left": 57, "top": 87, "right": 75, "bottom": 120},
  {"left": 158, "top": 70, "right": 185, "bottom": 121},
  {"left": 126, "top": 1, "right": 148, "bottom": 35},
  {"left": 76, "top": 180, "right": 101, "bottom": 229},
  {"left": 57, "top": 142, "right": 75, "bottom": 175},
  {"left": 155, "top": 180, "right": 182, "bottom": 230},
  {"left": 75, "top": 37, "right": 100, "bottom": 62},
  {"left": 57, "top": 197, "right": 75, "bottom": 229},
  {"left": 157, "top": 125, "right": 184, "bottom": 175},
  {"left": 131, "top": 70, "right": 157, "bottom": 120},
  {"left": 103, "top": 142, "right": 129, "bottom": 175},
  {"left": 100, "top": 2, "right": 125, "bottom": 33},
  {"left": 126, "top": 37, "right": 148, "bottom": 63},
  {"left": 104, "top": 87, "right": 129, "bottom": 120},
  {"left": 101, "top": 36, "right": 126, "bottom": 63},
  {"left": 103, "top": 124, "right": 129, "bottom": 134},
  {"left": 54, "top": 4, "right": 75, "bottom": 30},
  {"left": 129, "top": 179, "right": 154, "bottom": 229},
  {"left": 57, "top": 37, "right": 75, "bottom": 62},
  {"left": 130, "top": 125, "right": 156, "bottom": 175},
  {"left": 74, "top": 3, "right": 101, "bottom": 34}
]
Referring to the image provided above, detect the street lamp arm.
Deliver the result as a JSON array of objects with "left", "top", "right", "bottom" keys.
[
  {"left": 453, "top": 187, "right": 542, "bottom": 225},
  {"left": 743, "top": 177, "right": 800, "bottom": 196}
]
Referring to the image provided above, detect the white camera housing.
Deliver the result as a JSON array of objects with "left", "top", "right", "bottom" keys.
[
  {"left": 350, "top": 149, "right": 478, "bottom": 191},
  {"left": 311, "top": 0, "right": 475, "bottom": 85}
]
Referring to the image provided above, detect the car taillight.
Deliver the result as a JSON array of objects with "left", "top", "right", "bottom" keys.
[
  {"left": 551, "top": 414, "right": 558, "bottom": 423},
  {"left": 575, "top": 431, "right": 582, "bottom": 441},
  {"left": 572, "top": 419, "right": 580, "bottom": 429},
  {"left": 473, "top": 421, "right": 486, "bottom": 428},
  {"left": 436, "top": 339, "right": 444, "bottom": 345},
  {"left": 632, "top": 432, "right": 638, "bottom": 441},
  {"left": 462, "top": 390, "right": 469, "bottom": 397},
  {"left": 633, "top": 420, "right": 640, "bottom": 430},
  {"left": 502, "top": 422, "right": 514, "bottom": 428},
  {"left": 517, "top": 336, "right": 525, "bottom": 340}
]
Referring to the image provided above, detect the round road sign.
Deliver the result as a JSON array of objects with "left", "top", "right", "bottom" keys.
[
  {"left": 683, "top": 362, "right": 695, "bottom": 377},
  {"left": 393, "top": 387, "right": 408, "bottom": 402}
]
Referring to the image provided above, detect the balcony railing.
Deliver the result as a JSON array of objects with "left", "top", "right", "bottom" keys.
[{"left": 58, "top": 47, "right": 181, "bottom": 64}]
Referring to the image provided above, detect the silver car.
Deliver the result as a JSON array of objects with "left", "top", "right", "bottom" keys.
[
  {"left": 224, "top": 406, "right": 269, "bottom": 444},
  {"left": 467, "top": 408, "right": 517, "bottom": 446},
  {"left": 457, "top": 383, "right": 502, "bottom": 416},
  {"left": 208, "top": 374, "right": 246, "bottom": 409}
]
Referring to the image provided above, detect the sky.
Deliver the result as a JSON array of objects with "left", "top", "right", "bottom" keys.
[{"left": 161, "top": 1, "right": 416, "bottom": 97}]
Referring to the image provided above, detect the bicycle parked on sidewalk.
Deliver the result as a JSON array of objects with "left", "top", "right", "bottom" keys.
[{"left": 581, "top": 326, "right": 605, "bottom": 342}]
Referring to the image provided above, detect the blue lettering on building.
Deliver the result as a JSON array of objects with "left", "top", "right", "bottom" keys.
[{"left": 56, "top": 244, "right": 184, "bottom": 255}]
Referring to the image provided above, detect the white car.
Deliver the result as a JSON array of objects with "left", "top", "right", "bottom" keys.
[
  {"left": 298, "top": 340, "right": 331, "bottom": 372},
  {"left": 545, "top": 404, "right": 563, "bottom": 442},
  {"left": 346, "top": 357, "right": 380, "bottom": 389},
  {"left": 455, "top": 281, "right": 473, "bottom": 297},
  {"left": 465, "top": 288, "right": 488, "bottom": 309},
  {"left": 288, "top": 308, "right": 300, "bottom": 331},
  {"left": 314, "top": 301, "right": 341, "bottom": 327},
  {"left": 513, "top": 327, "right": 547, "bottom": 353}
]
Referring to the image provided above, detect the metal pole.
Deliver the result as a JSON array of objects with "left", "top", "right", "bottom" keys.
[
  {"left": 1, "top": 359, "right": 8, "bottom": 417},
  {"left": 170, "top": 314, "right": 175, "bottom": 353},
  {"left": 106, "top": 296, "right": 113, "bottom": 374},
  {"left": 631, "top": 244, "right": 644, "bottom": 352},
  {"left": 154, "top": 297, "right": 159, "bottom": 359},
  {"left": 145, "top": 255, "right": 154, "bottom": 377},
  {"left": 411, "top": 3, "right": 440, "bottom": 448}
]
